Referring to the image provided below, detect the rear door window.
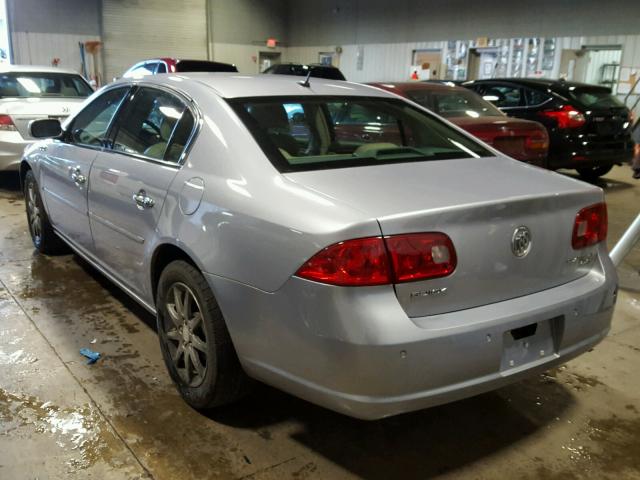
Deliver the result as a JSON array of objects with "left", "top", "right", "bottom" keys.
[
  {"left": 110, "top": 87, "right": 191, "bottom": 162},
  {"left": 483, "top": 85, "right": 523, "bottom": 108},
  {"left": 524, "top": 88, "right": 552, "bottom": 107}
]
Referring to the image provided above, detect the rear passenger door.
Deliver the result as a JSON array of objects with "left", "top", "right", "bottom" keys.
[{"left": 88, "top": 86, "right": 196, "bottom": 297}]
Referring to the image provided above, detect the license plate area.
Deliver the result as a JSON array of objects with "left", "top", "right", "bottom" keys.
[{"left": 501, "top": 316, "right": 563, "bottom": 371}]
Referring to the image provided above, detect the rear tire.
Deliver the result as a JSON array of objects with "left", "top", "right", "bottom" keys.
[
  {"left": 576, "top": 165, "right": 613, "bottom": 181},
  {"left": 23, "top": 170, "right": 68, "bottom": 254},
  {"left": 156, "top": 260, "right": 251, "bottom": 409}
]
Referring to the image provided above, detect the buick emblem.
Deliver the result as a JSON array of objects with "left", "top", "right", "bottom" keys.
[{"left": 511, "top": 226, "right": 532, "bottom": 258}]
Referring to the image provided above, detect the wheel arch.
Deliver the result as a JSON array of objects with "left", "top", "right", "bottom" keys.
[
  {"left": 19, "top": 160, "right": 32, "bottom": 191},
  {"left": 150, "top": 242, "right": 201, "bottom": 305}
]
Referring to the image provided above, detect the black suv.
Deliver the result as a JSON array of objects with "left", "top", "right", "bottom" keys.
[
  {"left": 464, "top": 78, "right": 634, "bottom": 180},
  {"left": 263, "top": 63, "right": 346, "bottom": 81}
]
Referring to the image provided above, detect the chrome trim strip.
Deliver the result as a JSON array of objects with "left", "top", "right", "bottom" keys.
[
  {"left": 53, "top": 228, "right": 156, "bottom": 314},
  {"left": 89, "top": 211, "right": 145, "bottom": 244}
]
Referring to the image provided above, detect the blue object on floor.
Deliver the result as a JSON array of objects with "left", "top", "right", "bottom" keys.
[{"left": 79, "top": 348, "right": 101, "bottom": 364}]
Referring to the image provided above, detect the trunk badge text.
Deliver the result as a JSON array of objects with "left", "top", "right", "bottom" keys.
[
  {"left": 410, "top": 287, "right": 448, "bottom": 299},
  {"left": 512, "top": 226, "right": 532, "bottom": 258}
]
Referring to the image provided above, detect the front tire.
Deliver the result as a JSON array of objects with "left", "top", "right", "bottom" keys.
[
  {"left": 576, "top": 165, "right": 613, "bottom": 181},
  {"left": 156, "top": 260, "right": 250, "bottom": 409},
  {"left": 23, "top": 169, "right": 68, "bottom": 254}
]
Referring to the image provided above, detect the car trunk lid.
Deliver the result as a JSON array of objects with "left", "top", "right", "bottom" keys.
[
  {"left": 0, "top": 98, "right": 85, "bottom": 139},
  {"left": 450, "top": 116, "right": 549, "bottom": 163},
  {"left": 285, "top": 156, "right": 603, "bottom": 317}
]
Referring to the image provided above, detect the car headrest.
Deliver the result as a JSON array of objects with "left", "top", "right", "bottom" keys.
[{"left": 248, "top": 103, "right": 289, "bottom": 130}]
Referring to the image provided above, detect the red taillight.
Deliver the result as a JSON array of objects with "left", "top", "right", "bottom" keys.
[
  {"left": 385, "top": 233, "right": 456, "bottom": 282},
  {"left": 0, "top": 114, "right": 16, "bottom": 131},
  {"left": 572, "top": 203, "right": 607, "bottom": 249},
  {"left": 296, "top": 233, "right": 457, "bottom": 286},
  {"left": 540, "top": 105, "right": 586, "bottom": 129},
  {"left": 295, "top": 237, "right": 391, "bottom": 286}
]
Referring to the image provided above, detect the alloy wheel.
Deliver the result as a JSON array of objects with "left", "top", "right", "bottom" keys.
[
  {"left": 162, "top": 282, "right": 208, "bottom": 387},
  {"left": 26, "top": 182, "right": 42, "bottom": 245}
]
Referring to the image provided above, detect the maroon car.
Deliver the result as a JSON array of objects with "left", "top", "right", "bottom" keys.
[{"left": 369, "top": 82, "right": 549, "bottom": 166}]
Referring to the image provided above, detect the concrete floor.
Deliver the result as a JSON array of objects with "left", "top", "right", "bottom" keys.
[{"left": 0, "top": 166, "right": 639, "bottom": 480}]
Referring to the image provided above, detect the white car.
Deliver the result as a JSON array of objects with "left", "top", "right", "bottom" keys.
[{"left": 0, "top": 65, "right": 93, "bottom": 171}]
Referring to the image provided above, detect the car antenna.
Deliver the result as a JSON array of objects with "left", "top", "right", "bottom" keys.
[{"left": 298, "top": 69, "right": 312, "bottom": 88}]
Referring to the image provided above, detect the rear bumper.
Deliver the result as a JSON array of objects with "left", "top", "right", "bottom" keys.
[
  {"left": 207, "top": 246, "right": 617, "bottom": 420},
  {"left": 0, "top": 131, "right": 30, "bottom": 171},
  {"left": 548, "top": 135, "right": 634, "bottom": 169}
]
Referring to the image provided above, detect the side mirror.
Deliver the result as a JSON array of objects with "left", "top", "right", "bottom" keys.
[{"left": 30, "top": 118, "right": 62, "bottom": 139}]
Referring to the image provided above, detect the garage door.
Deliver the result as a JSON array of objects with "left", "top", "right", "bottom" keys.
[{"left": 102, "top": 0, "right": 207, "bottom": 81}]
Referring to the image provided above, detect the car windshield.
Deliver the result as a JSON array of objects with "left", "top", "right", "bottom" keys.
[
  {"left": 568, "top": 88, "right": 625, "bottom": 109},
  {"left": 230, "top": 96, "right": 491, "bottom": 172},
  {"left": 0, "top": 72, "right": 93, "bottom": 98},
  {"left": 406, "top": 88, "right": 504, "bottom": 118}
]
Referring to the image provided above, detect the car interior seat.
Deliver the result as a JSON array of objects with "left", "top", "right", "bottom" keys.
[{"left": 248, "top": 104, "right": 300, "bottom": 156}]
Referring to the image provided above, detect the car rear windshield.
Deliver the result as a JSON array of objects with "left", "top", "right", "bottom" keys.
[
  {"left": 568, "top": 88, "right": 625, "bottom": 109},
  {"left": 175, "top": 60, "right": 238, "bottom": 73},
  {"left": 229, "top": 96, "right": 492, "bottom": 172},
  {"left": 0, "top": 72, "right": 93, "bottom": 98},
  {"left": 405, "top": 88, "right": 504, "bottom": 118}
]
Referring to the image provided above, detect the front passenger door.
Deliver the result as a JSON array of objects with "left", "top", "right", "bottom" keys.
[{"left": 88, "top": 86, "right": 196, "bottom": 298}]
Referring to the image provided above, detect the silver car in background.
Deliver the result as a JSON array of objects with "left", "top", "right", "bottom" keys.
[
  {"left": 20, "top": 74, "right": 617, "bottom": 419},
  {"left": 0, "top": 65, "right": 93, "bottom": 171}
]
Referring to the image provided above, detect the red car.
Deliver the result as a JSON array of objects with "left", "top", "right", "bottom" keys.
[
  {"left": 369, "top": 82, "right": 549, "bottom": 166},
  {"left": 123, "top": 58, "right": 237, "bottom": 77}
]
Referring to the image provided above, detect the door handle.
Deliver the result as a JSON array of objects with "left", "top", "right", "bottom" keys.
[
  {"left": 133, "top": 190, "right": 155, "bottom": 209},
  {"left": 69, "top": 166, "right": 86, "bottom": 185},
  {"left": 39, "top": 145, "right": 47, "bottom": 152}
]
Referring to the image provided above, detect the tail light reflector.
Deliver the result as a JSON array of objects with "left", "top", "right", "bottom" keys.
[
  {"left": 296, "top": 233, "right": 457, "bottom": 286},
  {"left": 572, "top": 203, "right": 607, "bottom": 249},
  {"left": 0, "top": 114, "right": 16, "bottom": 131},
  {"left": 540, "top": 105, "right": 586, "bottom": 129},
  {"left": 524, "top": 130, "right": 549, "bottom": 151}
]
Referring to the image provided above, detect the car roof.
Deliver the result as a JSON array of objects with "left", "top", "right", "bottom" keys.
[
  {"left": 275, "top": 63, "right": 340, "bottom": 69},
  {"left": 369, "top": 82, "right": 463, "bottom": 92},
  {"left": 112, "top": 73, "right": 393, "bottom": 99},
  {"left": 465, "top": 77, "right": 612, "bottom": 92},
  {"left": 0, "top": 64, "right": 82, "bottom": 75}
]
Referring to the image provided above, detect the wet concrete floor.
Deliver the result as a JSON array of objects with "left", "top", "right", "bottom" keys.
[{"left": 0, "top": 166, "right": 639, "bottom": 479}]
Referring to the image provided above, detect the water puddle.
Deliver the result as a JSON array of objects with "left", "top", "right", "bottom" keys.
[{"left": 0, "top": 388, "right": 108, "bottom": 471}]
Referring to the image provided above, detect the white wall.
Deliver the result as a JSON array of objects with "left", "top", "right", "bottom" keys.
[
  {"left": 7, "top": 0, "right": 100, "bottom": 73},
  {"left": 11, "top": 32, "right": 99, "bottom": 73},
  {"left": 288, "top": 0, "right": 640, "bottom": 47}
]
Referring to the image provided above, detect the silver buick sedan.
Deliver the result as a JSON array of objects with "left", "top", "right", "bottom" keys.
[{"left": 21, "top": 73, "right": 617, "bottom": 419}]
